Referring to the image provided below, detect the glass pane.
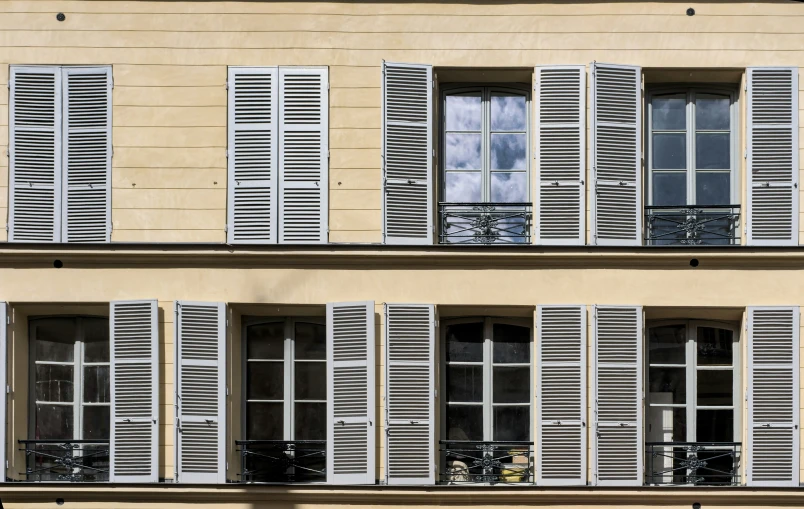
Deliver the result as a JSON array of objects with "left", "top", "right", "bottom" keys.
[
  {"left": 490, "top": 173, "right": 527, "bottom": 203},
  {"left": 490, "top": 134, "right": 527, "bottom": 171},
  {"left": 446, "top": 133, "right": 482, "bottom": 171},
  {"left": 649, "top": 325, "right": 686, "bottom": 364},
  {"left": 294, "top": 402, "right": 326, "bottom": 440},
  {"left": 697, "top": 327, "right": 733, "bottom": 366},
  {"left": 294, "top": 361, "right": 326, "bottom": 401},
  {"left": 35, "top": 404, "right": 74, "bottom": 439},
  {"left": 446, "top": 365, "right": 483, "bottom": 403},
  {"left": 646, "top": 406, "right": 687, "bottom": 442},
  {"left": 696, "top": 133, "right": 730, "bottom": 170},
  {"left": 444, "top": 172, "right": 481, "bottom": 202},
  {"left": 294, "top": 322, "right": 325, "bottom": 360},
  {"left": 446, "top": 322, "right": 484, "bottom": 362},
  {"left": 247, "top": 402, "right": 283, "bottom": 440},
  {"left": 491, "top": 93, "right": 527, "bottom": 131},
  {"left": 652, "top": 172, "right": 686, "bottom": 206},
  {"left": 648, "top": 367, "right": 686, "bottom": 404},
  {"left": 652, "top": 95, "right": 686, "bottom": 130},
  {"left": 493, "top": 406, "right": 530, "bottom": 441},
  {"left": 83, "top": 405, "right": 110, "bottom": 440},
  {"left": 83, "top": 318, "right": 110, "bottom": 362},
  {"left": 697, "top": 409, "right": 733, "bottom": 442},
  {"left": 445, "top": 405, "right": 483, "bottom": 441},
  {"left": 653, "top": 133, "right": 686, "bottom": 170},
  {"left": 493, "top": 323, "right": 530, "bottom": 363},
  {"left": 697, "top": 370, "right": 733, "bottom": 406},
  {"left": 247, "top": 362, "right": 284, "bottom": 400},
  {"left": 493, "top": 367, "right": 530, "bottom": 403},
  {"left": 247, "top": 322, "right": 284, "bottom": 360},
  {"left": 83, "top": 365, "right": 110, "bottom": 403},
  {"left": 35, "top": 364, "right": 74, "bottom": 402},
  {"left": 34, "top": 318, "right": 76, "bottom": 362},
  {"left": 696, "top": 172, "right": 731, "bottom": 205},
  {"left": 696, "top": 95, "right": 730, "bottom": 130},
  {"left": 446, "top": 93, "right": 482, "bottom": 131}
]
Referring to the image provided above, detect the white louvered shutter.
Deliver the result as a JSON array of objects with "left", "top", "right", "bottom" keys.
[
  {"left": 747, "top": 68, "right": 800, "bottom": 246},
  {"left": 535, "top": 66, "right": 586, "bottom": 245},
  {"left": 327, "top": 301, "right": 376, "bottom": 484},
  {"left": 110, "top": 300, "right": 159, "bottom": 482},
  {"left": 174, "top": 301, "right": 226, "bottom": 483},
  {"left": 0, "top": 302, "right": 7, "bottom": 482},
  {"left": 382, "top": 62, "right": 433, "bottom": 245},
  {"left": 385, "top": 304, "right": 434, "bottom": 485},
  {"left": 591, "top": 63, "right": 642, "bottom": 246},
  {"left": 227, "top": 67, "right": 278, "bottom": 244},
  {"left": 61, "top": 66, "right": 112, "bottom": 243},
  {"left": 592, "top": 305, "right": 643, "bottom": 486},
  {"left": 537, "top": 305, "right": 586, "bottom": 485},
  {"left": 278, "top": 67, "right": 328, "bottom": 243},
  {"left": 9, "top": 66, "right": 62, "bottom": 242},
  {"left": 747, "top": 306, "right": 800, "bottom": 486}
]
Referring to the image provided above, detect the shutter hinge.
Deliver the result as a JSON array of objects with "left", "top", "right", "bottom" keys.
[
  {"left": 6, "top": 384, "right": 9, "bottom": 394},
  {"left": 327, "top": 81, "right": 330, "bottom": 91},
  {"left": 226, "top": 149, "right": 230, "bottom": 159},
  {"left": 110, "top": 77, "right": 114, "bottom": 89},
  {"left": 431, "top": 80, "right": 435, "bottom": 89},
  {"left": 434, "top": 389, "right": 437, "bottom": 399},
  {"left": 328, "top": 150, "right": 330, "bottom": 159},
  {"left": 225, "top": 81, "right": 230, "bottom": 91},
  {"left": 224, "top": 224, "right": 228, "bottom": 233},
  {"left": 226, "top": 386, "right": 229, "bottom": 396},
  {"left": 7, "top": 79, "right": 11, "bottom": 89},
  {"left": 226, "top": 461, "right": 229, "bottom": 470}
]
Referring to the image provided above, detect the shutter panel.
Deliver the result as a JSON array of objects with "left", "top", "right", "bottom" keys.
[
  {"left": 592, "top": 305, "right": 643, "bottom": 486},
  {"left": 385, "top": 304, "right": 434, "bottom": 485},
  {"left": 327, "top": 301, "right": 376, "bottom": 484},
  {"left": 227, "top": 67, "right": 278, "bottom": 244},
  {"left": 0, "top": 302, "right": 7, "bottom": 483},
  {"left": 278, "top": 67, "right": 328, "bottom": 244},
  {"left": 591, "top": 63, "right": 642, "bottom": 246},
  {"left": 535, "top": 66, "right": 586, "bottom": 245},
  {"left": 61, "top": 66, "right": 112, "bottom": 243},
  {"left": 174, "top": 301, "right": 226, "bottom": 483},
  {"left": 110, "top": 300, "right": 159, "bottom": 482},
  {"left": 747, "top": 306, "right": 800, "bottom": 486},
  {"left": 537, "top": 305, "right": 586, "bottom": 485},
  {"left": 747, "top": 68, "right": 799, "bottom": 246},
  {"left": 382, "top": 62, "right": 433, "bottom": 245},
  {"left": 9, "top": 66, "right": 62, "bottom": 242}
]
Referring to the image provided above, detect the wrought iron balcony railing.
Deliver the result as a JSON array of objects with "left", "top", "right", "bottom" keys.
[
  {"left": 439, "top": 440, "right": 533, "bottom": 484},
  {"left": 645, "top": 442, "right": 741, "bottom": 486},
  {"left": 19, "top": 439, "right": 109, "bottom": 482},
  {"left": 236, "top": 440, "right": 326, "bottom": 483},
  {"left": 645, "top": 205, "right": 740, "bottom": 245},
  {"left": 439, "top": 202, "right": 532, "bottom": 245}
]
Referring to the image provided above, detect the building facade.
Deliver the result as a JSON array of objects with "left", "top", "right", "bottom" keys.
[{"left": 1, "top": 0, "right": 804, "bottom": 507}]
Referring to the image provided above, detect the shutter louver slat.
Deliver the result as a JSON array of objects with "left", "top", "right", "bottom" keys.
[
  {"left": 385, "top": 304, "right": 434, "bottom": 485},
  {"left": 591, "top": 63, "right": 642, "bottom": 246},
  {"left": 747, "top": 307, "right": 800, "bottom": 486},
  {"left": 382, "top": 62, "right": 433, "bottom": 245},
  {"left": 593, "top": 305, "right": 643, "bottom": 486},
  {"left": 537, "top": 305, "right": 586, "bottom": 485},
  {"left": 536, "top": 66, "right": 586, "bottom": 245},
  {"left": 110, "top": 300, "right": 159, "bottom": 482},
  {"left": 327, "top": 301, "right": 375, "bottom": 484}
]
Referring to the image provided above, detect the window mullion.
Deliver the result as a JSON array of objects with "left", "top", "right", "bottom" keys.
[
  {"left": 484, "top": 318, "right": 492, "bottom": 441},
  {"left": 483, "top": 87, "right": 490, "bottom": 203},
  {"left": 75, "top": 325, "right": 83, "bottom": 442},
  {"left": 688, "top": 322, "right": 697, "bottom": 442},
  {"left": 688, "top": 91, "right": 695, "bottom": 205},
  {"left": 284, "top": 318, "right": 293, "bottom": 441}
]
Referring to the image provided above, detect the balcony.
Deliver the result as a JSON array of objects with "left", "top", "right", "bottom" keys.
[
  {"left": 439, "top": 202, "right": 532, "bottom": 245},
  {"left": 644, "top": 205, "right": 740, "bottom": 245},
  {"left": 439, "top": 440, "right": 533, "bottom": 484},
  {"left": 19, "top": 439, "right": 109, "bottom": 482},
  {"left": 645, "top": 442, "right": 741, "bottom": 486},
  {"left": 236, "top": 440, "right": 326, "bottom": 483}
]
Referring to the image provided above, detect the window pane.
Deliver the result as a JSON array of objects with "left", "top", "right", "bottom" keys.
[
  {"left": 490, "top": 133, "right": 526, "bottom": 171},
  {"left": 294, "top": 402, "right": 326, "bottom": 440},
  {"left": 493, "top": 367, "right": 530, "bottom": 403},
  {"left": 445, "top": 405, "right": 483, "bottom": 441},
  {"left": 649, "top": 325, "right": 686, "bottom": 364},
  {"left": 295, "top": 361, "right": 326, "bottom": 401},
  {"left": 493, "top": 406, "right": 530, "bottom": 441},
  {"left": 83, "top": 365, "right": 110, "bottom": 403},
  {"left": 34, "top": 318, "right": 76, "bottom": 362},
  {"left": 83, "top": 341, "right": 110, "bottom": 364},
  {"left": 695, "top": 172, "right": 731, "bottom": 205},
  {"left": 490, "top": 173, "right": 527, "bottom": 202},
  {"left": 697, "top": 327, "right": 733, "bottom": 366},
  {"left": 247, "top": 362, "right": 284, "bottom": 400},
  {"left": 446, "top": 133, "right": 482, "bottom": 171},
  {"left": 294, "top": 322, "right": 325, "bottom": 360},
  {"left": 247, "top": 322, "right": 284, "bottom": 360},
  {"left": 652, "top": 95, "right": 686, "bottom": 130},
  {"left": 646, "top": 406, "right": 687, "bottom": 442},
  {"left": 446, "top": 365, "right": 483, "bottom": 403},
  {"left": 444, "top": 172, "right": 481, "bottom": 202},
  {"left": 652, "top": 172, "right": 686, "bottom": 206},
  {"left": 697, "top": 370, "right": 733, "bottom": 406},
  {"left": 446, "top": 93, "right": 481, "bottom": 131},
  {"left": 83, "top": 318, "right": 110, "bottom": 362},
  {"left": 35, "top": 364, "right": 74, "bottom": 402},
  {"left": 648, "top": 367, "right": 686, "bottom": 404},
  {"left": 491, "top": 93, "right": 527, "bottom": 131},
  {"left": 492, "top": 323, "right": 530, "bottom": 363},
  {"left": 247, "top": 402, "right": 283, "bottom": 440},
  {"left": 697, "top": 409, "right": 733, "bottom": 442},
  {"left": 35, "top": 404, "right": 74, "bottom": 439},
  {"left": 696, "top": 133, "right": 730, "bottom": 170},
  {"left": 696, "top": 95, "right": 730, "bottom": 130},
  {"left": 653, "top": 133, "right": 686, "bottom": 170},
  {"left": 83, "top": 405, "right": 110, "bottom": 440},
  {"left": 446, "top": 322, "right": 483, "bottom": 362}
]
